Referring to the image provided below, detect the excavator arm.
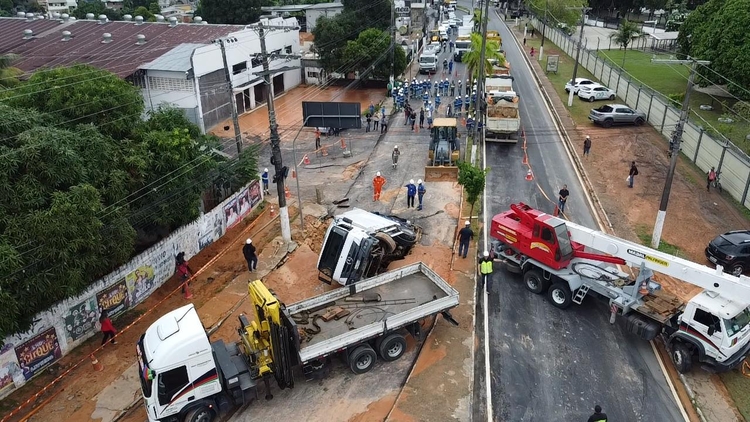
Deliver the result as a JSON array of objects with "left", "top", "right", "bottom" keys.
[{"left": 566, "top": 221, "right": 750, "bottom": 302}]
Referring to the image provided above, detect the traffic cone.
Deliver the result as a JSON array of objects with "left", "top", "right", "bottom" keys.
[
  {"left": 522, "top": 152, "right": 528, "bottom": 165},
  {"left": 553, "top": 205, "right": 559, "bottom": 216},
  {"left": 183, "top": 280, "right": 193, "bottom": 300},
  {"left": 285, "top": 186, "right": 291, "bottom": 199},
  {"left": 340, "top": 138, "right": 346, "bottom": 149},
  {"left": 270, "top": 205, "right": 276, "bottom": 217},
  {"left": 90, "top": 354, "right": 104, "bottom": 372},
  {"left": 525, "top": 169, "right": 534, "bottom": 181},
  {"left": 303, "top": 155, "right": 310, "bottom": 165},
  {"left": 322, "top": 146, "right": 328, "bottom": 156},
  {"left": 291, "top": 169, "right": 296, "bottom": 179}
]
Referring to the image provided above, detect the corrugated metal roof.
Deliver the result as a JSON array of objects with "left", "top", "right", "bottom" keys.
[
  {"left": 140, "top": 43, "right": 205, "bottom": 72},
  {"left": 0, "top": 17, "right": 245, "bottom": 78}
]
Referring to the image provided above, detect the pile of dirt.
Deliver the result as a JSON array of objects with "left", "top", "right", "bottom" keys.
[
  {"left": 301, "top": 215, "right": 331, "bottom": 254},
  {"left": 487, "top": 106, "right": 519, "bottom": 118},
  {"left": 342, "top": 160, "right": 366, "bottom": 180}
]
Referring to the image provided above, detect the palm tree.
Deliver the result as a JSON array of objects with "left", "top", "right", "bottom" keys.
[
  {"left": 463, "top": 33, "right": 505, "bottom": 82},
  {"left": 609, "top": 20, "right": 642, "bottom": 69},
  {"left": 0, "top": 54, "right": 22, "bottom": 88}
]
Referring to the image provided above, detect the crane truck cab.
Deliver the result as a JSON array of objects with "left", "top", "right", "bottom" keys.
[
  {"left": 317, "top": 208, "right": 420, "bottom": 286},
  {"left": 490, "top": 202, "right": 750, "bottom": 374}
]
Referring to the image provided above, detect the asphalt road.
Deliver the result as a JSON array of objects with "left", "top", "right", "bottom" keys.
[{"left": 473, "top": 5, "right": 685, "bottom": 422}]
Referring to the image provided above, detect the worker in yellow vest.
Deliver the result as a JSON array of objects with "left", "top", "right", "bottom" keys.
[{"left": 479, "top": 250, "right": 494, "bottom": 295}]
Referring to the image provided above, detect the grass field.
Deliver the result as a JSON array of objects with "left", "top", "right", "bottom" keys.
[{"left": 596, "top": 49, "right": 750, "bottom": 154}]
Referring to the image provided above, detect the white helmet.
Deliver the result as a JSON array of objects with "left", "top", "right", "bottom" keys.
[
  {"left": 264, "top": 168, "right": 268, "bottom": 172},
  {"left": 586, "top": 135, "right": 590, "bottom": 139},
  {"left": 465, "top": 221, "right": 470, "bottom": 226},
  {"left": 410, "top": 179, "right": 415, "bottom": 184},
  {"left": 417, "top": 179, "right": 423, "bottom": 184},
  {"left": 394, "top": 145, "right": 398, "bottom": 149},
  {"left": 483, "top": 250, "right": 490, "bottom": 257},
  {"left": 246, "top": 238, "right": 252, "bottom": 244},
  {"left": 376, "top": 171, "right": 381, "bottom": 177}
]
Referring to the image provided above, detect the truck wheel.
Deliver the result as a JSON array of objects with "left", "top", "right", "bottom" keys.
[
  {"left": 523, "top": 269, "right": 547, "bottom": 294},
  {"left": 349, "top": 345, "right": 377, "bottom": 374},
  {"left": 634, "top": 117, "right": 645, "bottom": 126},
  {"left": 602, "top": 119, "right": 614, "bottom": 128},
  {"left": 731, "top": 263, "right": 745, "bottom": 277},
  {"left": 671, "top": 343, "right": 693, "bottom": 373},
  {"left": 374, "top": 233, "right": 397, "bottom": 254},
  {"left": 547, "top": 282, "right": 572, "bottom": 309},
  {"left": 377, "top": 333, "right": 407, "bottom": 362},
  {"left": 185, "top": 406, "right": 214, "bottom": 422}
]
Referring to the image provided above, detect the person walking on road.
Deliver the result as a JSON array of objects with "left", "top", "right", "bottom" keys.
[
  {"left": 261, "top": 168, "right": 270, "bottom": 195},
  {"left": 588, "top": 405, "right": 608, "bottom": 422},
  {"left": 315, "top": 128, "right": 321, "bottom": 150},
  {"left": 365, "top": 113, "right": 372, "bottom": 132},
  {"left": 417, "top": 179, "right": 426, "bottom": 210},
  {"left": 480, "top": 251, "right": 494, "bottom": 295},
  {"left": 373, "top": 113, "right": 379, "bottom": 131},
  {"left": 583, "top": 135, "right": 591, "bottom": 157},
  {"left": 392, "top": 145, "right": 400, "bottom": 169},
  {"left": 628, "top": 161, "right": 639, "bottom": 188},
  {"left": 243, "top": 238, "right": 258, "bottom": 272},
  {"left": 99, "top": 309, "right": 117, "bottom": 346},
  {"left": 558, "top": 184, "right": 569, "bottom": 213},
  {"left": 419, "top": 108, "right": 425, "bottom": 128},
  {"left": 381, "top": 115, "right": 388, "bottom": 133},
  {"left": 457, "top": 221, "right": 474, "bottom": 258},
  {"left": 176, "top": 252, "right": 192, "bottom": 294},
  {"left": 373, "top": 172, "right": 386, "bottom": 201},
  {"left": 406, "top": 179, "right": 417, "bottom": 208},
  {"left": 707, "top": 166, "right": 717, "bottom": 191}
]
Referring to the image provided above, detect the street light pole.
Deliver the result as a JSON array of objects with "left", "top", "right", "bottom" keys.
[
  {"left": 567, "top": 7, "right": 590, "bottom": 107},
  {"left": 650, "top": 58, "right": 710, "bottom": 248},
  {"left": 473, "top": 0, "right": 490, "bottom": 144},
  {"left": 539, "top": 0, "right": 548, "bottom": 61}
]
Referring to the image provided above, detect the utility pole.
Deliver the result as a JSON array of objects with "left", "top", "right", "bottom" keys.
[
  {"left": 390, "top": 0, "right": 396, "bottom": 87},
  {"left": 650, "top": 58, "right": 709, "bottom": 249},
  {"left": 250, "top": 21, "right": 300, "bottom": 243},
  {"left": 567, "top": 7, "right": 590, "bottom": 107},
  {"left": 473, "top": 0, "right": 490, "bottom": 144},
  {"left": 539, "top": 0, "right": 548, "bottom": 61},
  {"left": 217, "top": 38, "right": 243, "bottom": 154}
]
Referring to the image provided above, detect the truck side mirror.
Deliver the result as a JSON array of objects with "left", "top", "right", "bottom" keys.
[{"left": 707, "top": 326, "right": 715, "bottom": 336}]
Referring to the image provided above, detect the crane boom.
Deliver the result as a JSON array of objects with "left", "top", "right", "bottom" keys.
[{"left": 566, "top": 221, "right": 750, "bottom": 302}]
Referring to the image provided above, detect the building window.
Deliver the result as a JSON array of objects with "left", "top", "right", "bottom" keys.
[
  {"left": 307, "top": 71, "right": 319, "bottom": 79},
  {"left": 232, "top": 61, "right": 247, "bottom": 75},
  {"left": 148, "top": 76, "right": 193, "bottom": 92},
  {"left": 251, "top": 57, "right": 262, "bottom": 68},
  {"left": 285, "top": 45, "right": 292, "bottom": 54}
]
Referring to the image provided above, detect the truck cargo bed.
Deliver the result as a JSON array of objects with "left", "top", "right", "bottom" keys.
[{"left": 285, "top": 262, "right": 458, "bottom": 363}]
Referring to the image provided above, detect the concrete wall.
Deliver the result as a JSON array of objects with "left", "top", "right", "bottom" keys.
[
  {"left": 0, "top": 180, "right": 263, "bottom": 399},
  {"left": 535, "top": 18, "right": 750, "bottom": 211}
]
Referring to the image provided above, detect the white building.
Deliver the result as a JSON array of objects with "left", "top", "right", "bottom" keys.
[
  {"left": 44, "top": 0, "right": 77, "bottom": 15},
  {"left": 139, "top": 16, "right": 302, "bottom": 133}
]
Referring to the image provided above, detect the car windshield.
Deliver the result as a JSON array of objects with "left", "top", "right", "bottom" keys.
[
  {"left": 715, "top": 235, "right": 736, "bottom": 247},
  {"left": 724, "top": 306, "right": 750, "bottom": 337}
]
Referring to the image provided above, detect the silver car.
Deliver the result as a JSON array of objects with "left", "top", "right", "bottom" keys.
[{"left": 588, "top": 104, "right": 646, "bottom": 128}]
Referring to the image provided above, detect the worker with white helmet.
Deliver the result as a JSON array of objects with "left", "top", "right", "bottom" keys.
[
  {"left": 373, "top": 171, "right": 387, "bottom": 201},
  {"left": 457, "top": 221, "right": 474, "bottom": 259},
  {"left": 261, "top": 168, "right": 269, "bottom": 195},
  {"left": 392, "top": 145, "right": 400, "bottom": 169},
  {"left": 417, "top": 179, "right": 426, "bottom": 210},
  {"left": 242, "top": 238, "right": 258, "bottom": 272},
  {"left": 405, "top": 179, "right": 417, "bottom": 208},
  {"left": 480, "top": 250, "right": 494, "bottom": 295},
  {"left": 583, "top": 135, "right": 592, "bottom": 157}
]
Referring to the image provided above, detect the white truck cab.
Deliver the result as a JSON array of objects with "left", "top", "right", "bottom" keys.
[{"left": 419, "top": 53, "right": 438, "bottom": 74}]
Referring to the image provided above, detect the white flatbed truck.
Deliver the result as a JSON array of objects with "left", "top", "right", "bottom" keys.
[{"left": 136, "top": 262, "right": 459, "bottom": 422}]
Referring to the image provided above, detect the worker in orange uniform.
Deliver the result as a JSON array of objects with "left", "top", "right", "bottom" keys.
[{"left": 373, "top": 171, "right": 386, "bottom": 201}]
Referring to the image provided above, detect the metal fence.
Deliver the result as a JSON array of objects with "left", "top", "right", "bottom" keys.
[{"left": 533, "top": 18, "right": 750, "bottom": 210}]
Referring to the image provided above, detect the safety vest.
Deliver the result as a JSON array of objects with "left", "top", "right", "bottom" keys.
[{"left": 480, "top": 259, "right": 493, "bottom": 275}]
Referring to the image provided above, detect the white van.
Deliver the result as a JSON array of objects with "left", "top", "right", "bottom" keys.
[{"left": 419, "top": 54, "right": 438, "bottom": 74}]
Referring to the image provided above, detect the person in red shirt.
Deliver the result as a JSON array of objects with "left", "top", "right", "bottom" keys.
[
  {"left": 176, "top": 252, "right": 193, "bottom": 294},
  {"left": 99, "top": 309, "right": 117, "bottom": 346}
]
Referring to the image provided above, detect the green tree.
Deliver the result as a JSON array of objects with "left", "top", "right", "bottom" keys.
[
  {"left": 197, "top": 0, "right": 263, "bottom": 24},
  {"left": 0, "top": 0, "right": 13, "bottom": 16},
  {"left": 6, "top": 65, "right": 144, "bottom": 139},
  {"left": 463, "top": 33, "right": 504, "bottom": 81},
  {"left": 133, "top": 5, "right": 154, "bottom": 21},
  {"left": 609, "top": 20, "right": 642, "bottom": 68},
  {"left": 0, "top": 54, "right": 22, "bottom": 88},
  {"left": 72, "top": 1, "right": 123, "bottom": 20},
  {"left": 457, "top": 161, "right": 488, "bottom": 220},
  {"left": 677, "top": 0, "right": 750, "bottom": 98},
  {"left": 343, "top": 28, "right": 407, "bottom": 81},
  {"left": 526, "top": 0, "right": 586, "bottom": 29}
]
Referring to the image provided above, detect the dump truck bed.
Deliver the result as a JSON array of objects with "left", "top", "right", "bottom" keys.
[{"left": 286, "top": 262, "right": 459, "bottom": 363}]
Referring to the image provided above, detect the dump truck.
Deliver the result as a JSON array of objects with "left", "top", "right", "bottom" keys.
[
  {"left": 490, "top": 203, "right": 750, "bottom": 374},
  {"left": 317, "top": 208, "right": 421, "bottom": 286},
  {"left": 137, "top": 263, "right": 459, "bottom": 422},
  {"left": 485, "top": 75, "right": 520, "bottom": 142}
]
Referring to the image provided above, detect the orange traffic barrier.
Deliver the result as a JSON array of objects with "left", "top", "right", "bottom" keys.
[
  {"left": 525, "top": 169, "right": 534, "bottom": 181},
  {"left": 340, "top": 138, "right": 346, "bottom": 149},
  {"left": 285, "top": 186, "right": 291, "bottom": 199},
  {"left": 90, "top": 354, "right": 103, "bottom": 372}
]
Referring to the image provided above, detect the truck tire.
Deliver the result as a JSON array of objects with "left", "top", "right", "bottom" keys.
[
  {"left": 634, "top": 117, "right": 645, "bottom": 126},
  {"left": 523, "top": 269, "right": 547, "bottom": 294},
  {"left": 602, "top": 118, "right": 614, "bottom": 128},
  {"left": 374, "top": 232, "right": 397, "bottom": 254},
  {"left": 185, "top": 406, "right": 214, "bottom": 422},
  {"left": 671, "top": 342, "right": 693, "bottom": 373},
  {"left": 377, "top": 333, "right": 407, "bottom": 362},
  {"left": 547, "top": 282, "right": 573, "bottom": 309},
  {"left": 349, "top": 345, "right": 377, "bottom": 374}
]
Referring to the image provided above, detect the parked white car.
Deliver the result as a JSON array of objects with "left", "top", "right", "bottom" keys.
[
  {"left": 577, "top": 84, "right": 616, "bottom": 102},
  {"left": 564, "top": 78, "right": 596, "bottom": 94}
]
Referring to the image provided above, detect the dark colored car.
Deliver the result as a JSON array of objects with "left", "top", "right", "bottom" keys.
[{"left": 705, "top": 231, "right": 750, "bottom": 276}]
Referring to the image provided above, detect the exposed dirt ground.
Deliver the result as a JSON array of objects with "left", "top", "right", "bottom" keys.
[{"left": 1, "top": 205, "right": 284, "bottom": 422}]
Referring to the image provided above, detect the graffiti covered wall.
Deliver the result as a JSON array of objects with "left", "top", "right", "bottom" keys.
[{"left": 0, "top": 180, "right": 262, "bottom": 399}]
